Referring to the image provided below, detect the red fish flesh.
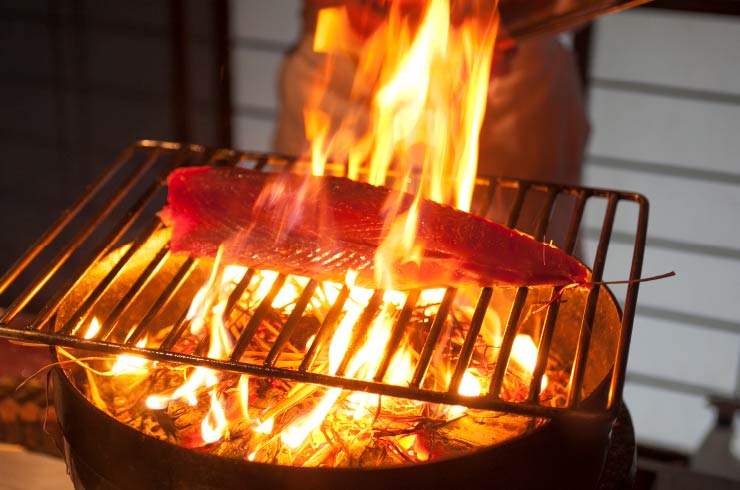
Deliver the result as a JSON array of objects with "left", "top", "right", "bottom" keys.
[{"left": 161, "top": 166, "right": 588, "bottom": 289}]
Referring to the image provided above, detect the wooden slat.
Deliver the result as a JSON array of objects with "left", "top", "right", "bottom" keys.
[
  {"left": 628, "top": 315, "right": 740, "bottom": 395},
  {"left": 588, "top": 87, "right": 740, "bottom": 176},
  {"left": 229, "top": 0, "right": 301, "bottom": 46},
  {"left": 582, "top": 239, "right": 740, "bottom": 325},
  {"left": 593, "top": 10, "right": 740, "bottom": 96},
  {"left": 583, "top": 164, "right": 740, "bottom": 248}
]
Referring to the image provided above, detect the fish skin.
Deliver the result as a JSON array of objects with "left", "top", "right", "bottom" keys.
[{"left": 161, "top": 166, "right": 588, "bottom": 289}]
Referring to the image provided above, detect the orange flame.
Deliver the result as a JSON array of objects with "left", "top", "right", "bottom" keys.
[
  {"left": 97, "top": 0, "right": 548, "bottom": 463},
  {"left": 303, "top": 0, "right": 499, "bottom": 290},
  {"left": 111, "top": 336, "right": 149, "bottom": 375},
  {"left": 83, "top": 317, "right": 101, "bottom": 339},
  {"left": 144, "top": 249, "right": 249, "bottom": 443},
  {"left": 202, "top": 389, "right": 228, "bottom": 444},
  {"left": 511, "top": 334, "right": 548, "bottom": 391},
  {"left": 263, "top": 1, "right": 501, "bottom": 448}
]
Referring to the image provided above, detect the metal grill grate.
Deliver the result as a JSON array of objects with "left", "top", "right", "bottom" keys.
[{"left": 0, "top": 140, "right": 647, "bottom": 421}]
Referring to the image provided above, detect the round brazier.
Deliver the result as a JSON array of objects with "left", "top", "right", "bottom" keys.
[
  {"left": 52, "top": 360, "right": 614, "bottom": 490},
  {"left": 50, "top": 232, "right": 623, "bottom": 489}
]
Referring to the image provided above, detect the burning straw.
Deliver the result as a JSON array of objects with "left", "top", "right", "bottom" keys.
[{"left": 62, "top": 263, "right": 570, "bottom": 468}]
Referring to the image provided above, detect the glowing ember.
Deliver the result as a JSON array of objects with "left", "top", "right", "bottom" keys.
[
  {"left": 83, "top": 317, "right": 101, "bottom": 339},
  {"left": 64, "top": 261, "right": 569, "bottom": 466},
  {"left": 254, "top": 417, "right": 274, "bottom": 435},
  {"left": 111, "top": 348, "right": 149, "bottom": 376},
  {"left": 202, "top": 389, "right": 228, "bottom": 444},
  {"left": 511, "top": 333, "right": 548, "bottom": 391}
]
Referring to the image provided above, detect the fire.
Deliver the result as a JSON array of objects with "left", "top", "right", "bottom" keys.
[
  {"left": 75, "top": 266, "right": 559, "bottom": 465},
  {"left": 68, "top": 0, "right": 567, "bottom": 467},
  {"left": 142, "top": 248, "right": 245, "bottom": 444},
  {"left": 83, "top": 317, "right": 101, "bottom": 339},
  {"left": 202, "top": 389, "right": 229, "bottom": 444},
  {"left": 153, "top": 0, "right": 505, "bottom": 455},
  {"left": 511, "top": 333, "right": 548, "bottom": 391},
  {"left": 305, "top": 0, "right": 499, "bottom": 289},
  {"left": 458, "top": 370, "right": 483, "bottom": 397},
  {"left": 111, "top": 336, "right": 149, "bottom": 375}
]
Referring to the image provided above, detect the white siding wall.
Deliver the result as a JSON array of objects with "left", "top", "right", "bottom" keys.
[
  {"left": 586, "top": 9, "right": 740, "bottom": 452},
  {"left": 229, "top": 3, "right": 740, "bottom": 453},
  {"left": 229, "top": 0, "right": 300, "bottom": 151}
]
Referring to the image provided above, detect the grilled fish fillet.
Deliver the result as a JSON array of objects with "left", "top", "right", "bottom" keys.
[{"left": 161, "top": 166, "right": 588, "bottom": 289}]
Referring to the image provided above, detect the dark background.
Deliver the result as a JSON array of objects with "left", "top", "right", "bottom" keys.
[{"left": 0, "top": 0, "right": 231, "bottom": 282}]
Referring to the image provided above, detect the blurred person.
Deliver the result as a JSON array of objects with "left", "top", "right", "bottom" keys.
[{"left": 273, "top": 0, "right": 589, "bottom": 235}]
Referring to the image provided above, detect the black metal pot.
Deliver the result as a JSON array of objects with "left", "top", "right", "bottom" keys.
[{"left": 51, "top": 352, "right": 613, "bottom": 490}]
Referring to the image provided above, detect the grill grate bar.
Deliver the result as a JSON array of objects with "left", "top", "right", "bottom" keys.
[
  {"left": 230, "top": 274, "right": 288, "bottom": 362},
  {"left": 567, "top": 193, "right": 619, "bottom": 407},
  {"left": 126, "top": 257, "right": 199, "bottom": 346},
  {"left": 488, "top": 180, "right": 535, "bottom": 396},
  {"left": 0, "top": 145, "right": 139, "bottom": 299},
  {"left": 563, "top": 191, "right": 588, "bottom": 254},
  {"left": 488, "top": 287, "right": 529, "bottom": 397},
  {"left": 99, "top": 246, "right": 171, "bottom": 342},
  {"left": 488, "top": 185, "right": 558, "bottom": 399},
  {"left": 223, "top": 269, "right": 257, "bottom": 323},
  {"left": 160, "top": 302, "right": 193, "bottom": 351},
  {"left": 474, "top": 177, "right": 497, "bottom": 217},
  {"left": 535, "top": 188, "right": 559, "bottom": 238},
  {"left": 60, "top": 220, "right": 166, "bottom": 337},
  {"left": 373, "top": 289, "right": 421, "bottom": 383},
  {"left": 264, "top": 279, "right": 318, "bottom": 367},
  {"left": 194, "top": 328, "right": 212, "bottom": 357},
  {"left": 530, "top": 191, "right": 588, "bottom": 401},
  {"left": 335, "top": 289, "right": 386, "bottom": 377},
  {"left": 0, "top": 141, "right": 649, "bottom": 422},
  {"left": 529, "top": 190, "right": 586, "bottom": 401},
  {"left": 527, "top": 291, "right": 562, "bottom": 401},
  {"left": 410, "top": 288, "right": 457, "bottom": 388},
  {"left": 3, "top": 147, "right": 165, "bottom": 326},
  {"left": 4, "top": 328, "right": 607, "bottom": 420},
  {"left": 449, "top": 286, "right": 492, "bottom": 394},
  {"left": 505, "top": 183, "right": 528, "bottom": 228},
  {"left": 300, "top": 285, "right": 351, "bottom": 371},
  {"left": 608, "top": 194, "right": 649, "bottom": 412}
]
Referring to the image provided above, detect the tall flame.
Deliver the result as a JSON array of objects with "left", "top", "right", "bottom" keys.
[
  {"left": 275, "top": 1, "right": 501, "bottom": 448},
  {"left": 145, "top": 249, "right": 248, "bottom": 444},
  {"left": 511, "top": 333, "right": 548, "bottom": 391},
  {"left": 303, "top": 0, "right": 499, "bottom": 289}
]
